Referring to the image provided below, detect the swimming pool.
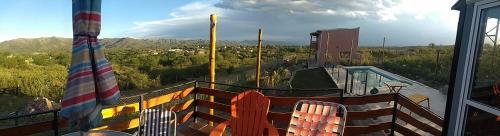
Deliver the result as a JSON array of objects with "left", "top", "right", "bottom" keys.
[{"left": 343, "top": 66, "right": 413, "bottom": 95}]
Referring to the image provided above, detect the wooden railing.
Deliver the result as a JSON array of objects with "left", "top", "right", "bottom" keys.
[
  {"left": 193, "top": 87, "right": 443, "bottom": 136},
  {"left": 0, "top": 81, "right": 444, "bottom": 136}
]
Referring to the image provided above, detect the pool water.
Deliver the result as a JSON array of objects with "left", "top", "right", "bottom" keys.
[{"left": 344, "top": 66, "right": 412, "bottom": 95}]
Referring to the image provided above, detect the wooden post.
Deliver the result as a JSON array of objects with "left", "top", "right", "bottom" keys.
[
  {"left": 436, "top": 50, "right": 441, "bottom": 75},
  {"left": 381, "top": 37, "right": 386, "bottom": 65},
  {"left": 256, "top": 29, "right": 263, "bottom": 89},
  {"left": 208, "top": 14, "right": 217, "bottom": 126}
]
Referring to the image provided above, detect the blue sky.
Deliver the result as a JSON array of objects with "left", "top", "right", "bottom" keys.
[{"left": 0, "top": 0, "right": 460, "bottom": 46}]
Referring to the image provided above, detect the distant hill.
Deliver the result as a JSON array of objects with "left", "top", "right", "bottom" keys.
[
  {"left": 0, "top": 37, "right": 72, "bottom": 53},
  {"left": 0, "top": 37, "right": 304, "bottom": 53}
]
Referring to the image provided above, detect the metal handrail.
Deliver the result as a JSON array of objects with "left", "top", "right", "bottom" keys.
[{"left": 196, "top": 80, "right": 343, "bottom": 92}]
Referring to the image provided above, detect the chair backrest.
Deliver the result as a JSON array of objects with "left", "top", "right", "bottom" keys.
[
  {"left": 229, "top": 90, "right": 271, "bottom": 136},
  {"left": 138, "top": 107, "right": 177, "bottom": 136},
  {"left": 286, "top": 100, "right": 347, "bottom": 136}
]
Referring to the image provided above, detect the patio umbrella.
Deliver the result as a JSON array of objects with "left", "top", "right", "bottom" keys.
[{"left": 61, "top": 0, "right": 120, "bottom": 131}]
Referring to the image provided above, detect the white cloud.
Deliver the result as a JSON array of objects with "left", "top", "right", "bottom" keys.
[{"left": 126, "top": 0, "right": 460, "bottom": 45}]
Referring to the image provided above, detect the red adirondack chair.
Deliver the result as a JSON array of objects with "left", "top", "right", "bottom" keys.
[{"left": 209, "top": 90, "right": 279, "bottom": 136}]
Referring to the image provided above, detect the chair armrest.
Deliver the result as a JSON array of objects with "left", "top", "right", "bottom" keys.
[
  {"left": 266, "top": 122, "right": 279, "bottom": 136},
  {"left": 209, "top": 121, "right": 230, "bottom": 136}
]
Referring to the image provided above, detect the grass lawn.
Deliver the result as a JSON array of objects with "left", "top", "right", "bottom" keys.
[{"left": 290, "top": 67, "right": 338, "bottom": 89}]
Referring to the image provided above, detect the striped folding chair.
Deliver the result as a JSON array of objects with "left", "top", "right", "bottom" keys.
[
  {"left": 136, "top": 107, "right": 177, "bottom": 136},
  {"left": 286, "top": 100, "right": 347, "bottom": 136}
]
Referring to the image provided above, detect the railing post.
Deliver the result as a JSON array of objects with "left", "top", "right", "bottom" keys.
[
  {"left": 343, "top": 69, "right": 349, "bottom": 94},
  {"left": 350, "top": 72, "right": 354, "bottom": 94},
  {"left": 139, "top": 95, "right": 144, "bottom": 114},
  {"left": 390, "top": 93, "right": 399, "bottom": 136},
  {"left": 14, "top": 111, "right": 18, "bottom": 126},
  {"left": 194, "top": 81, "right": 198, "bottom": 123},
  {"left": 364, "top": 72, "right": 368, "bottom": 95},
  {"left": 53, "top": 110, "right": 59, "bottom": 136}
]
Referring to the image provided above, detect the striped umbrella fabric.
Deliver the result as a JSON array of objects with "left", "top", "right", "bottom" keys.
[{"left": 61, "top": 0, "right": 120, "bottom": 131}]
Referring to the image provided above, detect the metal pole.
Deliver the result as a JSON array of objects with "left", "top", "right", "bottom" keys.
[
  {"left": 53, "top": 110, "right": 59, "bottom": 136},
  {"left": 350, "top": 72, "right": 354, "bottom": 94},
  {"left": 390, "top": 93, "right": 399, "bottom": 136},
  {"left": 364, "top": 72, "right": 368, "bottom": 95},
  {"left": 343, "top": 69, "right": 349, "bottom": 94},
  {"left": 325, "top": 33, "right": 330, "bottom": 66},
  {"left": 492, "top": 19, "right": 499, "bottom": 66},
  {"left": 339, "top": 69, "right": 349, "bottom": 104},
  {"left": 308, "top": 34, "right": 312, "bottom": 67},
  {"left": 194, "top": 81, "right": 198, "bottom": 123},
  {"left": 208, "top": 14, "right": 217, "bottom": 126},
  {"left": 139, "top": 95, "right": 144, "bottom": 113},
  {"left": 349, "top": 40, "right": 354, "bottom": 65},
  {"left": 256, "top": 29, "right": 263, "bottom": 89}
]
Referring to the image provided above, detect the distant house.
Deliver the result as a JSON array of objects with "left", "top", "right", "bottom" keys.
[
  {"left": 309, "top": 27, "right": 360, "bottom": 66},
  {"left": 168, "top": 49, "right": 183, "bottom": 52}
]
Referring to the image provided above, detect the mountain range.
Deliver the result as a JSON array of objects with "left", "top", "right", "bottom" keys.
[{"left": 0, "top": 37, "right": 303, "bottom": 53}]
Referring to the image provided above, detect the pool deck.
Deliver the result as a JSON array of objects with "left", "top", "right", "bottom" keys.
[{"left": 328, "top": 66, "right": 446, "bottom": 117}]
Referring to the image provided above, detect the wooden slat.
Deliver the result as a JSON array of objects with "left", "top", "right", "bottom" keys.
[
  {"left": 343, "top": 93, "right": 394, "bottom": 105},
  {"left": 347, "top": 108, "right": 393, "bottom": 121},
  {"left": 92, "top": 118, "right": 139, "bottom": 131},
  {"left": 397, "top": 111, "right": 441, "bottom": 135},
  {"left": 195, "top": 100, "right": 231, "bottom": 113},
  {"left": 170, "top": 99, "right": 194, "bottom": 112},
  {"left": 277, "top": 128, "right": 287, "bottom": 136},
  {"left": 397, "top": 94, "right": 443, "bottom": 126},
  {"left": 143, "top": 87, "right": 195, "bottom": 109},
  {"left": 268, "top": 112, "right": 292, "bottom": 123},
  {"left": 0, "top": 119, "right": 67, "bottom": 136},
  {"left": 343, "top": 122, "right": 392, "bottom": 135},
  {"left": 395, "top": 123, "right": 420, "bottom": 136},
  {"left": 268, "top": 97, "right": 340, "bottom": 106},
  {"left": 101, "top": 103, "right": 140, "bottom": 119},
  {"left": 94, "top": 101, "right": 195, "bottom": 132},
  {"left": 179, "top": 111, "right": 194, "bottom": 124},
  {"left": 194, "top": 111, "right": 227, "bottom": 124},
  {"left": 195, "top": 87, "right": 238, "bottom": 100}
]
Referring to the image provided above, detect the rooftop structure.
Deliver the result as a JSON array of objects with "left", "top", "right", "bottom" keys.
[{"left": 309, "top": 28, "right": 360, "bottom": 66}]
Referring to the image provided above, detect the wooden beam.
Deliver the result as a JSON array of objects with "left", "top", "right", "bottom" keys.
[
  {"left": 195, "top": 87, "right": 238, "bottom": 100},
  {"left": 268, "top": 112, "right": 292, "bottom": 123},
  {"left": 397, "top": 94, "right": 443, "bottom": 126},
  {"left": 101, "top": 103, "right": 140, "bottom": 119},
  {"left": 268, "top": 96, "right": 340, "bottom": 106},
  {"left": 343, "top": 122, "right": 392, "bottom": 135},
  {"left": 195, "top": 99, "right": 231, "bottom": 113},
  {"left": 92, "top": 118, "right": 139, "bottom": 131},
  {"left": 397, "top": 111, "right": 441, "bottom": 135},
  {"left": 142, "top": 87, "right": 194, "bottom": 109},
  {"left": 395, "top": 123, "right": 420, "bottom": 136},
  {"left": 0, "top": 119, "right": 67, "bottom": 136},
  {"left": 347, "top": 108, "right": 393, "bottom": 121},
  {"left": 343, "top": 93, "right": 394, "bottom": 105},
  {"left": 195, "top": 111, "right": 227, "bottom": 124}
]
